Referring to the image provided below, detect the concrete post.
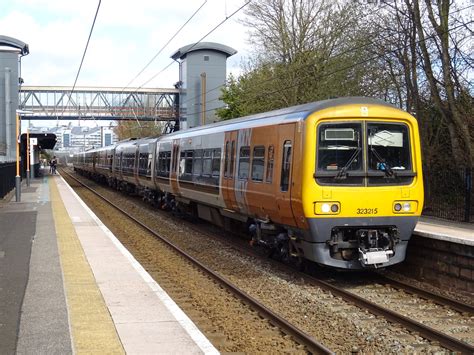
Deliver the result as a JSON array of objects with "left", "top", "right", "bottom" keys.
[
  {"left": 2, "top": 67, "right": 13, "bottom": 160},
  {"left": 5, "top": 68, "right": 11, "bottom": 160}
]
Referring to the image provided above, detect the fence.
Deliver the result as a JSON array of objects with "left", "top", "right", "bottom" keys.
[
  {"left": 423, "top": 167, "right": 473, "bottom": 223},
  {"left": 0, "top": 162, "right": 16, "bottom": 199}
]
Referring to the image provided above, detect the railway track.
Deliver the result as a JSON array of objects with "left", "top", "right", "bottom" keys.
[
  {"left": 194, "top": 222, "right": 474, "bottom": 353},
  {"left": 60, "top": 168, "right": 474, "bottom": 354},
  {"left": 60, "top": 168, "right": 332, "bottom": 354}
]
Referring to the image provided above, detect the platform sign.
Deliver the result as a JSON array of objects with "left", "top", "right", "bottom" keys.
[{"left": 30, "top": 138, "right": 37, "bottom": 145}]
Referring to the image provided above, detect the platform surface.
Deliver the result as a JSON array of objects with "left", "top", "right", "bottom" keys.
[
  {"left": 0, "top": 172, "right": 218, "bottom": 354},
  {"left": 415, "top": 216, "right": 474, "bottom": 246}
]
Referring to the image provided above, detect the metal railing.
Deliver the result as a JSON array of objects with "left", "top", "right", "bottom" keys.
[
  {"left": 19, "top": 86, "right": 179, "bottom": 121},
  {"left": 0, "top": 162, "right": 16, "bottom": 199},
  {"left": 423, "top": 167, "right": 473, "bottom": 223}
]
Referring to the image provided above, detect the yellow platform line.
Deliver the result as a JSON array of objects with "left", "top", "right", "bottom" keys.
[{"left": 49, "top": 178, "right": 124, "bottom": 354}]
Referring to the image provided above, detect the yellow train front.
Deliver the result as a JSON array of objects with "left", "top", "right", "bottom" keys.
[{"left": 299, "top": 99, "right": 424, "bottom": 269}]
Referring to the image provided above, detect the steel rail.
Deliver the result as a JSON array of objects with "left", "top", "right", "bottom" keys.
[
  {"left": 209, "top": 232, "right": 474, "bottom": 354},
  {"left": 198, "top": 230, "right": 474, "bottom": 353},
  {"left": 373, "top": 274, "right": 474, "bottom": 315},
  {"left": 60, "top": 169, "right": 333, "bottom": 355},
  {"left": 303, "top": 276, "right": 474, "bottom": 354}
]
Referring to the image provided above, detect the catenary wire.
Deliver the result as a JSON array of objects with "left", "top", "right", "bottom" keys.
[
  {"left": 183, "top": 3, "right": 474, "bottom": 109},
  {"left": 60, "top": 0, "right": 102, "bottom": 122},
  {"left": 114, "top": 0, "right": 251, "bottom": 132},
  {"left": 136, "top": 0, "right": 252, "bottom": 90},
  {"left": 119, "top": 0, "right": 208, "bottom": 93},
  {"left": 188, "top": 19, "right": 473, "bottom": 118}
]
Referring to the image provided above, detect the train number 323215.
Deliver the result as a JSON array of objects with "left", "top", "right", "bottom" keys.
[{"left": 356, "top": 208, "right": 378, "bottom": 214}]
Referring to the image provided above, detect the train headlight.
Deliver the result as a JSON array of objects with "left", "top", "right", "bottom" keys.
[
  {"left": 315, "top": 202, "right": 341, "bottom": 215},
  {"left": 393, "top": 201, "right": 417, "bottom": 214}
]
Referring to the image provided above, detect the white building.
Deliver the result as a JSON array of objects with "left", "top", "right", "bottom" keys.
[{"left": 31, "top": 125, "right": 118, "bottom": 152}]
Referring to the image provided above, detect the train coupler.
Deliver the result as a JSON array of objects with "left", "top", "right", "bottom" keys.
[{"left": 358, "top": 248, "right": 394, "bottom": 266}]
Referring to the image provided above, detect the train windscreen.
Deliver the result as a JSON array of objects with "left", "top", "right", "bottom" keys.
[{"left": 316, "top": 121, "right": 414, "bottom": 185}]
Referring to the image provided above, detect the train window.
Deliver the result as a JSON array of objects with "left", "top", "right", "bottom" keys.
[
  {"left": 280, "top": 141, "right": 292, "bottom": 191},
  {"left": 193, "top": 150, "right": 203, "bottom": 176},
  {"left": 139, "top": 152, "right": 149, "bottom": 175},
  {"left": 230, "top": 141, "right": 235, "bottom": 178},
  {"left": 203, "top": 149, "right": 212, "bottom": 176},
  {"left": 185, "top": 151, "right": 194, "bottom": 175},
  {"left": 316, "top": 122, "right": 363, "bottom": 186},
  {"left": 224, "top": 142, "right": 229, "bottom": 178},
  {"left": 157, "top": 151, "right": 171, "bottom": 177},
  {"left": 251, "top": 146, "right": 265, "bottom": 182},
  {"left": 238, "top": 146, "right": 250, "bottom": 180},
  {"left": 178, "top": 150, "right": 193, "bottom": 177},
  {"left": 147, "top": 153, "right": 152, "bottom": 175},
  {"left": 212, "top": 149, "right": 221, "bottom": 178},
  {"left": 367, "top": 123, "right": 413, "bottom": 185},
  {"left": 266, "top": 145, "right": 274, "bottom": 183},
  {"left": 172, "top": 145, "right": 179, "bottom": 173}
]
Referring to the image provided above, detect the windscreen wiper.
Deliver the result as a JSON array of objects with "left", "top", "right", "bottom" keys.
[
  {"left": 370, "top": 146, "right": 395, "bottom": 177},
  {"left": 335, "top": 147, "right": 361, "bottom": 179}
]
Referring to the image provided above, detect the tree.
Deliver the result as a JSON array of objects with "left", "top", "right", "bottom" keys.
[
  {"left": 218, "top": 0, "right": 387, "bottom": 118},
  {"left": 114, "top": 120, "right": 164, "bottom": 140},
  {"left": 372, "top": 0, "right": 473, "bottom": 169},
  {"left": 412, "top": 0, "right": 473, "bottom": 168}
]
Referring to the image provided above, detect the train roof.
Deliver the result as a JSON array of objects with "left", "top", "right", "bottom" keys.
[
  {"left": 162, "top": 97, "right": 397, "bottom": 140},
  {"left": 80, "top": 97, "right": 400, "bottom": 151}
]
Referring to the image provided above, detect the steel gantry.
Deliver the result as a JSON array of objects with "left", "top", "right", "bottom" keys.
[{"left": 19, "top": 86, "right": 179, "bottom": 122}]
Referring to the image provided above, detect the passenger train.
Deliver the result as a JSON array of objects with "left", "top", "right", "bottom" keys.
[{"left": 74, "top": 97, "right": 424, "bottom": 269}]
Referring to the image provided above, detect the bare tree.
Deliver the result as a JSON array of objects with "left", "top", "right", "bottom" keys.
[{"left": 412, "top": 0, "right": 473, "bottom": 168}]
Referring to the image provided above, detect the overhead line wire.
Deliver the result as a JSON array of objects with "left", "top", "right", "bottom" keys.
[
  {"left": 189, "top": 20, "right": 472, "bottom": 118},
  {"left": 183, "top": 3, "right": 474, "bottom": 109},
  {"left": 112, "top": 0, "right": 208, "bottom": 129},
  {"left": 60, "top": 0, "right": 102, "bottom": 121},
  {"left": 136, "top": 0, "right": 252, "bottom": 90},
  {"left": 114, "top": 0, "right": 250, "bottom": 131},
  {"left": 120, "top": 0, "right": 208, "bottom": 92},
  {"left": 247, "top": 20, "right": 474, "bottom": 103}
]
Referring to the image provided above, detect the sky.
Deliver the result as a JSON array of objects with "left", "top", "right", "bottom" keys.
[{"left": 0, "top": 0, "right": 251, "bottom": 127}]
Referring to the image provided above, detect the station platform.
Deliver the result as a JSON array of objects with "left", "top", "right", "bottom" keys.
[
  {"left": 415, "top": 216, "right": 473, "bottom": 246},
  {"left": 0, "top": 172, "right": 218, "bottom": 354}
]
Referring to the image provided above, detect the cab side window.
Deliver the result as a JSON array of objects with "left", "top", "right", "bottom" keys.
[
  {"left": 280, "top": 141, "right": 292, "bottom": 191},
  {"left": 251, "top": 146, "right": 265, "bottom": 182},
  {"left": 238, "top": 146, "right": 250, "bottom": 180},
  {"left": 266, "top": 145, "right": 274, "bottom": 183}
]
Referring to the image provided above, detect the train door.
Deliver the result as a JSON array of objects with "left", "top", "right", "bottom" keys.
[
  {"left": 116, "top": 151, "right": 123, "bottom": 180},
  {"left": 170, "top": 139, "right": 180, "bottom": 195},
  {"left": 275, "top": 124, "right": 297, "bottom": 226},
  {"left": 223, "top": 131, "right": 239, "bottom": 210},
  {"left": 134, "top": 145, "right": 140, "bottom": 185},
  {"left": 149, "top": 141, "right": 156, "bottom": 182}
]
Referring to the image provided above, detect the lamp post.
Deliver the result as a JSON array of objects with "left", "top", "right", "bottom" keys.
[
  {"left": 15, "top": 111, "right": 20, "bottom": 201},
  {"left": 15, "top": 110, "right": 34, "bottom": 201},
  {"left": 26, "top": 126, "right": 30, "bottom": 186}
]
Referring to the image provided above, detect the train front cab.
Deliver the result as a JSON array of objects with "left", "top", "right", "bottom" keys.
[{"left": 301, "top": 103, "right": 424, "bottom": 269}]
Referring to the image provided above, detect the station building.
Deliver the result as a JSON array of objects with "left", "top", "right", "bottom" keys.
[{"left": 171, "top": 42, "right": 236, "bottom": 130}]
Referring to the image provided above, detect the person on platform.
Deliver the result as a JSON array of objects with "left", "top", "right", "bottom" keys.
[{"left": 50, "top": 156, "right": 57, "bottom": 174}]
